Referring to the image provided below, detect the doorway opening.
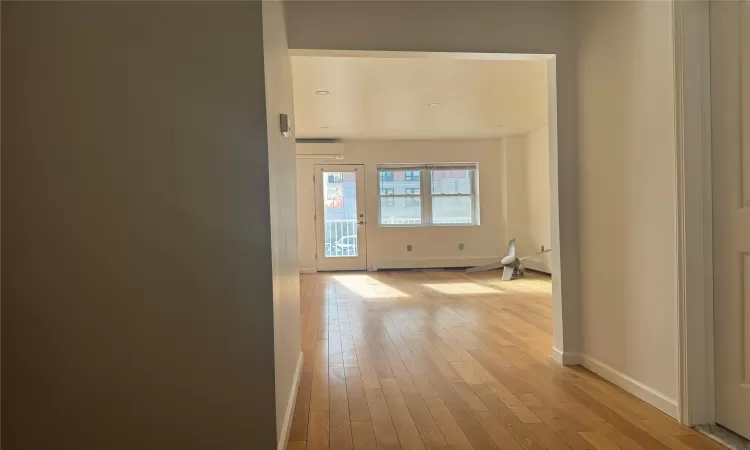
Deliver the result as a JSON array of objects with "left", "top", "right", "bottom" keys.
[{"left": 292, "top": 50, "right": 564, "bottom": 349}]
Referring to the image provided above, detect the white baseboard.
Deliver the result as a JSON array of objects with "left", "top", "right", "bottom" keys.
[
  {"left": 579, "top": 353, "right": 679, "bottom": 419},
  {"left": 524, "top": 261, "right": 552, "bottom": 274},
  {"left": 299, "top": 268, "right": 317, "bottom": 274},
  {"left": 373, "top": 256, "right": 500, "bottom": 271},
  {"left": 551, "top": 347, "right": 582, "bottom": 365},
  {"left": 278, "top": 352, "right": 303, "bottom": 450}
]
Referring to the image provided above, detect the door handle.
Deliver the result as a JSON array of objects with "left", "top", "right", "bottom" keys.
[{"left": 358, "top": 221, "right": 365, "bottom": 225}]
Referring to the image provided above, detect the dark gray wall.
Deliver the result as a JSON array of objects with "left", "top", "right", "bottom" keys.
[{"left": 2, "top": 3, "right": 277, "bottom": 449}]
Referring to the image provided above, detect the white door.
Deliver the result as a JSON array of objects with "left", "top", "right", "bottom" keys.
[
  {"left": 711, "top": 0, "right": 750, "bottom": 439},
  {"left": 315, "top": 165, "right": 367, "bottom": 271}
]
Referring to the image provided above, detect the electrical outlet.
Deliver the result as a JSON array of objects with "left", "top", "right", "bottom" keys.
[
  {"left": 458, "top": 243, "right": 464, "bottom": 251},
  {"left": 407, "top": 244, "right": 413, "bottom": 252}
]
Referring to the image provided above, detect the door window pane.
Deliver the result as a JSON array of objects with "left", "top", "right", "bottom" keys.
[{"left": 323, "top": 171, "right": 358, "bottom": 257}]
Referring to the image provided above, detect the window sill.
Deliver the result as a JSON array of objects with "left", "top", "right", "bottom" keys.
[{"left": 379, "top": 223, "right": 480, "bottom": 228}]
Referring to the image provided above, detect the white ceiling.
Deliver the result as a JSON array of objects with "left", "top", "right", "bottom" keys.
[{"left": 291, "top": 54, "right": 549, "bottom": 140}]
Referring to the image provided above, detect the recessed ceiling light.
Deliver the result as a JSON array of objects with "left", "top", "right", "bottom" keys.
[
  {"left": 315, "top": 90, "right": 330, "bottom": 95},
  {"left": 428, "top": 102, "right": 440, "bottom": 107}
]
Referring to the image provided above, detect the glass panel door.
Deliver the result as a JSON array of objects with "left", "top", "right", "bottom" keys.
[{"left": 315, "top": 165, "right": 367, "bottom": 271}]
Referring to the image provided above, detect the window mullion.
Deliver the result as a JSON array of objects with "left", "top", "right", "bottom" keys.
[
  {"left": 470, "top": 168, "right": 478, "bottom": 224},
  {"left": 422, "top": 170, "right": 432, "bottom": 224}
]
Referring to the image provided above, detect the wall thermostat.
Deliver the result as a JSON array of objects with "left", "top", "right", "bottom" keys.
[{"left": 280, "top": 113, "right": 292, "bottom": 137}]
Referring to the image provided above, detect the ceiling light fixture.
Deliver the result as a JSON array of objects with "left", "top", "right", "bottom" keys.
[
  {"left": 315, "top": 90, "right": 330, "bottom": 96},
  {"left": 428, "top": 102, "right": 440, "bottom": 107}
]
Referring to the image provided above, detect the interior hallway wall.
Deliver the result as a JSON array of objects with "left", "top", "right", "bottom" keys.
[
  {"left": 263, "top": 1, "right": 302, "bottom": 443},
  {"left": 286, "top": 0, "right": 581, "bottom": 353},
  {"left": 504, "top": 136, "right": 533, "bottom": 263},
  {"left": 577, "top": 0, "right": 679, "bottom": 415},
  {"left": 524, "top": 127, "right": 553, "bottom": 273},
  {"left": 2, "top": 3, "right": 280, "bottom": 448},
  {"left": 503, "top": 130, "right": 552, "bottom": 273}
]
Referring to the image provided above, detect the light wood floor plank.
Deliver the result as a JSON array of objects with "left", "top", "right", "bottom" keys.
[
  {"left": 382, "top": 377, "right": 450, "bottom": 450},
  {"left": 288, "top": 271, "right": 714, "bottom": 450},
  {"left": 474, "top": 411, "right": 526, "bottom": 450},
  {"left": 472, "top": 384, "right": 558, "bottom": 450},
  {"left": 424, "top": 397, "right": 476, "bottom": 450},
  {"left": 351, "top": 422, "right": 378, "bottom": 450},
  {"left": 329, "top": 367, "right": 353, "bottom": 450},
  {"left": 380, "top": 378, "right": 429, "bottom": 450},
  {"left": 310, "top": 339, "right": 330, "bottom": 412},
  {"left": 307, "top": 410, "right": 330, "bottom": 450},
  {"left": 364, "top": 387, "right": 401, "bottom": 450},
  {"left": 345, "top": 367, "right": 371, "bottom": 423},
  {"left": 580, "top": 431, "right": 621, "bottom": 450}
]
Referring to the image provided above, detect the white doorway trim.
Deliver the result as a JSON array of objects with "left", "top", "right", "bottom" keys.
[
  {"left": 314, "top": 164, "right": 368, "bottom": 271},
  {"left": 673, "top": 0, "right": 715, "bottom": 426}
]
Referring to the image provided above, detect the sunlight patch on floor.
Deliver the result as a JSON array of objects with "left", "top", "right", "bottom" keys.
[
  {"left": 333, "top": 275, "right": 410, "bottom": 299},
  {"left": 487, "top": 278, "right": 552, "bottom": 294},
  {"left": 423, "top": 282, "right": 500, "bottom": 295}
]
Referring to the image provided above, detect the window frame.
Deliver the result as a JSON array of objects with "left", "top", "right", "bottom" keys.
[{"left": 377, "top": 164, "right": 480, "bottom": 227}]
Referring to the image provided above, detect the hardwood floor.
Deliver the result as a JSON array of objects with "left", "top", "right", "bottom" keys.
[{"left": 287, "top": 270, "right": 722, "bottom": 450}]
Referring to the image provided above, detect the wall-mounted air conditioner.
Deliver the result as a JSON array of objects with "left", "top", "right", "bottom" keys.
[{"left": 296, "top": 140, "right": 344, "bottom": 160}]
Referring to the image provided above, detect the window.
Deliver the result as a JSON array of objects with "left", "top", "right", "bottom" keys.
[
  {"left": 377, "top": 164, "right": 479, "bottom": 226},
  {"left": 382, "top": 188, "right": 395, "bottom": 207},
  {"left": 327, "top": 172, "right": 343, "bottom": 183},
  {"left": 405, "top": 188, "right": 420, "bottom": 206},
  {"left": 379, "top": 172, "right": 394, "bottom": 183},
  {"left": 431, "top": 169, "right": 474, "bottom": 224}
]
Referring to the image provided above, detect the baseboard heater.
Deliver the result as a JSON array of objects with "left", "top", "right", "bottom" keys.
[
  {"left": 375, "top": 267, "right": 473, "bottom": 272},
  {"left": 526, "top": 268, "right": 552, "bottom": 276}
]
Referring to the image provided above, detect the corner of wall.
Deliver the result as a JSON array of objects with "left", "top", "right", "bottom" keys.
[
  {"left": 277, "top": 352, "right": 303, "bottom": 450},
  {"left": 263, "top": 0, "right": 303, "bottom": 442}
]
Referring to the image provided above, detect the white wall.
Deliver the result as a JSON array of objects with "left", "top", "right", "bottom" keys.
[
  {"left": 297, "top": 158, "right": 319, "bottom": 272},
  {"left": 263, "top": 2, "right": 302, "bottom": 445},
  {"left": 525, "top": 128, "right": 553, "bottom": 273},
  {"left": 577, "top": 1, "right": 679, "bottom": 414},
  {"left": 286, "top": 1, "right": 581, "bottom": 354},
  {"left": 297, "top": 140, "right": 507, "bottom": 271},
  {"left": 504, "top": 136, "right": 533, "bottom": 260},
  {"left": 503, "top": 130, "right": 552, "bottom": 273}
]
